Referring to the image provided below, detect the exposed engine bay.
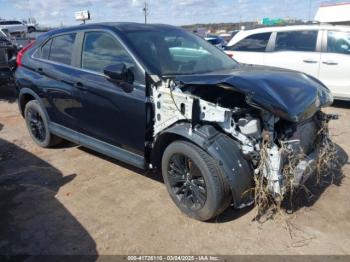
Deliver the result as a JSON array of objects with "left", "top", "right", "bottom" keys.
[{"left": 150, "top": 78, "right": 338, "bottom": 206}]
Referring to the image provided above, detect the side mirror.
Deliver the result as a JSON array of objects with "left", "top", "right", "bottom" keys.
[{"left": 103, "top": 63, "right": 134, "bottom": 83}]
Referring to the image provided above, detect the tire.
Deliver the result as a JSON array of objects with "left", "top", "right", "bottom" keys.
[
  {"left": 161, "top": 141, "right": 231, "bottom": 221},
  {"left": 24, "top": 100, "right": 62, "bottom": 148}
]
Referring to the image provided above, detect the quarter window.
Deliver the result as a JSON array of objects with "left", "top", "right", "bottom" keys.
[
  {"left": 327, "top": 31, "right": 350, "bottom": 55},
  {"left": 227, "top": 33, "right": 271, "bottom": 52},
  {"left": 82, "top": 32, "right": 135, "bottom": 73},
  {"left": 275, "top": 31, "right": 318, "bottom": 52},
  {"left": 41, "top": 39, "right": 52, "bottom": 60},
  {"left": 49, "top": 33, "right": 76, "bottom": 65}
]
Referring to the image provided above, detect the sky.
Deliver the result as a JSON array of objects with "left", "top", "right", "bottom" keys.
[{"left": 0, "top": 0, "right": 347, "bottom": 27}]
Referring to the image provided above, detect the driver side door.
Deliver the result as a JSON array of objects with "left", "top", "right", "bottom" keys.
[{"left": 73, "top": 30, "right": 146, "bottom": 159}]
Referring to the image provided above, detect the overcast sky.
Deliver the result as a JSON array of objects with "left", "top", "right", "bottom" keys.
[{"left": 0, "top": 0, "right": 346, "bottom": 26}]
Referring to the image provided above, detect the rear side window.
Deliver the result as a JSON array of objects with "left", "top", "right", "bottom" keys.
[
  {"left": 275, "top": 31, "right": 318, "bottom": 52},
  {"left": 81, "top": 31, "right": 134, "bottom": 73},
  {"left": 327, "top": 31, "right": 350, "bottom": 55},
  {"left": 41, "top": 39, "right": 52, "bottom": 60},
  {"left": 49, "top": 33, "right": 76, "bottom": 65},
  {"left": 227, "top": 33, "right": 271, "bottom": 52}
]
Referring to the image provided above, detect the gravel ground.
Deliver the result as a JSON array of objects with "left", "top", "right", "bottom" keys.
[{"left": 1, "top": 84, "right": 350, "bottom": 256}]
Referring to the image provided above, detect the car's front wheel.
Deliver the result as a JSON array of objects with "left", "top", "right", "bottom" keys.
[
  {"left": 161, "top": 141, "right": 231, "bottom": 221},
  {"left": 24, "top": 100, "right": 62, "bottom": 148}
]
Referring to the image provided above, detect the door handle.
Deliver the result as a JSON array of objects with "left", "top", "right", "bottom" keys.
[
  {"left": 74, "top": 82, "right": 87, "bottom": 91},
  {"left": 322, "top": 60, "right": 338, "bottom": 65},
  {"left": 303, "top": 59, "right": 318, "bottom": 64}
]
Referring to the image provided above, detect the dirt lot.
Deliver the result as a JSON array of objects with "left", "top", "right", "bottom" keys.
[{"left": 1, "top": 84, "right": 350, "bottom": 256}]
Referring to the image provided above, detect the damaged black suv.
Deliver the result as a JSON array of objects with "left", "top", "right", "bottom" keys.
[{"left": 15, "top": 23, "right": 335, "bottom": 221}]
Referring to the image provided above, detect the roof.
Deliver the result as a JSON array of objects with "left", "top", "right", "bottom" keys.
[
  {"left": 42, "top": 22, "right": 181, "bottom": 38},
  {"left": 227, "top": 24, "right": 350, "bottom": 46}
]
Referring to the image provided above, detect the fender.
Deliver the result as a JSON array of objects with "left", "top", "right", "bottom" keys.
[
  {"left": 151, "top": 123, "right": 254, "bottom": 207},
  {"left": 18, "top": 88, "right": 50, "bottom": 120}
]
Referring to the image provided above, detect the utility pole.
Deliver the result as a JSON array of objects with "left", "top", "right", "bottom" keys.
[
  {"left": 308, "top": 0, "right": 312, "bottom": 21},
  {"left": 143, "top": 1, "right": 149, "bottom": 24}
]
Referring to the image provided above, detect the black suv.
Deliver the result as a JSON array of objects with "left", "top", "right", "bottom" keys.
[{"left": 15, "top": 23, "right": 334, "bottom": 221}]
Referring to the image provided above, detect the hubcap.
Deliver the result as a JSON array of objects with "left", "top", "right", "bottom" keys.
[
  {"left": 27, "top": 109, "right": 46, "bottom": 142},
  {"left": 168, "top": 154, "right": 207, "bottom": 211}
]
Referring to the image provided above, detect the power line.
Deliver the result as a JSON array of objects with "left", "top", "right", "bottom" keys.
[{"left": 308, "top": 0, "right": 312, "bottom": 21}]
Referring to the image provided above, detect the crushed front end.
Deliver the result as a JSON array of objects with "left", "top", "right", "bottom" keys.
[
  {"left": 149, "top": 68, "right": 337, "bottom": 211},
  {"left": 254, "top": 111, "right": 338, "bottom": 206}
]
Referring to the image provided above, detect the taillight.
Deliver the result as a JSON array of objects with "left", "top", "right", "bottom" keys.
[
  {"left": 227, "top": 53, "right": 234, "bottom": 58},
  {"left": 16, "top": 40, "right": 36, "bottom": 67}
]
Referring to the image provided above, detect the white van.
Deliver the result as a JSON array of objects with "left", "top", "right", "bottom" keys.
[{"left": 225, "top": 24, "right": 350, "bottom": 100}]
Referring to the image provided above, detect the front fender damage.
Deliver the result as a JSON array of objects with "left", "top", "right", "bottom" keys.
[
  {"left": 149, "top": 78, "right": 339, "bottom": 214},
  {"left": 154, "top": 123, "right": 253, "bottom": 207}
]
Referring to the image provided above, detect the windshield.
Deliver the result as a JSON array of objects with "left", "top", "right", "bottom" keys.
[{"left": 124, "top": 28, "right": 238, "bottom": 75}]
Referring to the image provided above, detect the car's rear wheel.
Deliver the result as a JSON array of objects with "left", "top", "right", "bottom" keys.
[
  {"left": 24, "top": 100, "right": 62, "bottom": 148},
  {"left": 161, "top": 141, "right": 231, "bottom": 221}
]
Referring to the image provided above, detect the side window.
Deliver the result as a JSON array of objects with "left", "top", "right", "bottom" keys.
[
  {"left": 49, "top": 33, "right": 76, "bottom": 65},
  {"left": 82, "top": 32, "right": 135, "bottom": 73},
  {"left": 275, "top": 31, "right": 318, "bottom": 52},
  {"left": 327, "top": 31, "right": 350, "bottom": 55},
  {"left": 228, "top": 33, "right": 271, "bottom": 52},
  {"left": 41, "top": 39, "right": 52, "bottom": 60}
]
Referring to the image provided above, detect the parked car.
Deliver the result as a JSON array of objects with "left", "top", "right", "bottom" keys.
[
  {"left": 225, "top": 24, "right": 350, "bottom": 100},
  {"left": 218, "top": 33, "right": 232, "bottom": 42},
  {"left": 0, "top": 29, "right": 19, "bottom": 86},
  {"left": 15, "top": 23, "right": 334, "bottom": 221},
  {"left": 205, "top": 35, "right": 227, "bottom": 49},
  {"left": 0, "top": 20, "right": 27, "bottom": 37}
]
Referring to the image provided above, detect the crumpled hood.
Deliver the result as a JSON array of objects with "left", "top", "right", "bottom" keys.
[{"left": 174, "top": 65, "right": 333, "bottom": 123}]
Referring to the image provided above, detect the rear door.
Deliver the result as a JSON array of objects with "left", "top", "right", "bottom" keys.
[
  {"left": 32, "top": 33, "right": 80, "bottom": 131},
  {"left": 319, "top": 30, "right": 350, "bottom": 99},
  {"left": 225, "top": 32, "right": 272, "bottom": 65},
  {"left": 73, "top": 30, "right": 146, "bottom": 156},
  {"left": 264, "top": 30, "right": 321, "bottom": 78}
]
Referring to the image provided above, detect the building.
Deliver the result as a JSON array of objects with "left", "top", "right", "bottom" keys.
[{"left": 315, "top": 2, "right": 350, "bottom": 25}]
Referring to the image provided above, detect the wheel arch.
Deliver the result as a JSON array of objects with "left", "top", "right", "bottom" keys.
[
  {"left": 150, "top": 122, "right": 254, "bottom": 207},
  {"left": 18, "top": 88, "right": 49, "bottom": 120}
]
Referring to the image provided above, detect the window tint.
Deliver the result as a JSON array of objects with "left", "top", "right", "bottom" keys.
[
  {"left": 227, "top": 33, "right": 271, "bottom": 52},
  {"left": 82, "top": 32, "right": 135, "bottom": 73},
  {"left": 49, "top": 33, "right": 76, "bottom": 65},
  {"left": 275, "top": 31, "right": 318, "bottom": 52},
  {"left": 327, "top": 31, "right": 350, "bottom": 55}
]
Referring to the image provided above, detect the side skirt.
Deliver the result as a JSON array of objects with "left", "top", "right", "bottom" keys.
[{"left": 49, "top": 122, "right": 146, "bottom": 169}]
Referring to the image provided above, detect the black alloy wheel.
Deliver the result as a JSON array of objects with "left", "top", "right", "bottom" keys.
[
  {"left": 162, "top": 141, "right": 231, "bottom": 221},
  {"left": 27, "top": 108, "right": 46, "bottom": 142},
  {"left": 168, "top": 153, "right": 207, "bottom": 211},
  {"left": 24, "top": 100, "right": 62, "bottom": 148}
]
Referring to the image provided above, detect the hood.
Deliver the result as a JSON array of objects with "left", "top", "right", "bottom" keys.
[{"left": 174, "top": 65, "right": 333, "bottom": 123}]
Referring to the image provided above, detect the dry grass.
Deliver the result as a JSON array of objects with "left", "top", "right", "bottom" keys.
[{"left": 253, "top": 112, "right": 342, "bottom": 223}]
